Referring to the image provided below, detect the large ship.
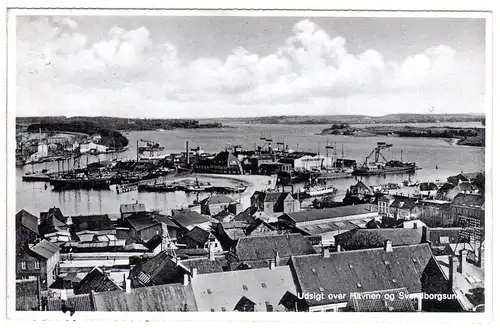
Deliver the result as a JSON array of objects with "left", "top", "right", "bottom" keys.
[{"left": 352, "top": 142, "right": 418, "bottom": 176}]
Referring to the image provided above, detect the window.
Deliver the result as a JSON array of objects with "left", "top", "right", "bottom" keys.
[
  {"left": 34, "top": 261, "right": 40, "bottom": 269},
  {"left": 21, "top": 262, "right": 26, "bottom": 270},
  {"left": 242, "top": 285, "right": 248, "bottom": 291}
]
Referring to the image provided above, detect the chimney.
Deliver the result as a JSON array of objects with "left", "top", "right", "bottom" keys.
[
  {"left": 323, "top": 247, "right": 331, "bottom": 258},
  {"left": 385, "top": 240, "right": 393, "bottom": 252},
  {"left": 208, "top": 242, "right": 215, "bottom": 261},
  {"left": 125, "top": 279, "right": 132, "bottom": 293},
  {"left": 478, "top": 246, "right": 485, "bottom": 269},
  {"left": 186, "top": 141, "right": 190, "bottom": 165},
  {"left": 458, "top": 249, "right": 467, "bottom": 274},
  {"left": 269, "top": 259, "right": 276, "bottom": 270},
  {"left": 448, "top": 255, "right": 459, "bottom": 293},
  {"left": 421, "top": 226, "right": 428, "bottom": 244},
  {"left": 274, "top": 250, "right": 280, "bottom": 265},
  {"left": 183, "top": 273, "right": 189, "bottom": 286},
  {"left": 336, "top": 244, "right": 342, "bottom": 252},
  {"left": 413, "top": 222, "right": 418, "bottom": 229},
  {"left": 191, "top": 267, "right": 198, "bottom": 278},
  {"left": 66, "top": 216, "right": 73, "bottom": 226}
]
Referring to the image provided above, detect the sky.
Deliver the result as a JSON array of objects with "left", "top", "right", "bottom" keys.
[{"left": 16, "top": 15, "right": 486, "bottom": 118}]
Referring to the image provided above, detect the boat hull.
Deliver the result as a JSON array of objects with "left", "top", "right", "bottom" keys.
[{"left": 352, "top": 166, "right": 416, "bottom": 176}]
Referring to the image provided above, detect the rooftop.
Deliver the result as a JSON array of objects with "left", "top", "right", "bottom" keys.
[
  {"left": 200, "top": 195, "right": 235, "bottom": 205},
  {"left": 120, "top": 203, "right": 146, "bottom": 214},
  {"left": 282, "top": 204, "right": 378, "bottom": 224},
  {"left": 29, "top": 239, "right": 60, "bottom": 259},
  {"left": 335, "top": 228, "right": 423, "bottom": 251},
  {"left": 234, "top": 234, "right": 316, "bottom": 262},
  {"left": 16, "top": 209, "right": 39, "bottom": 235},
  {"left": 451, "top": 194, "right": 485, "bottom": 208}
]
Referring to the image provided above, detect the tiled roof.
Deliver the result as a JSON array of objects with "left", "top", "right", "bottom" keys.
[
  {"left": 234, "top": 234, "right": 316, "bottom": 261},
  {"left": 74, "top": 267, "right": 122, "bottom": 295},
  {"left": 129, "top": 252, "right": 186, "bottom": 287},
  {"left": 282, "top": 205, "right": 377, "bottom": 224},
  {"left": 232, "top": 207, "right": 257, "bottom": 222},
  {"left": 126, "top": 213, "right": 161, "bottom": 231},
  {"left": 419, "top": 182, "right": 439, "bottom": 191},
  {"left": 297, "top": 219, "right": 371, "bottom": 235},
  {"left": 335, "top": 228, "right": 422, "bottom": 251},
  {"left": 389, "top": 198, "right": 419, "bottom": 210},
  {"left": 439, "top": 183, "right": 456, "bottom": 193},
  {"left": 200, "top": 195, "right": 235, "bottom": 205},
  {"left": 120, "top": 203, "right": 146, "bottom": 214},
  {"left": 424, "top": 227, "right": 464, "bottom": 246},
  {"left": 347, "top": 288, "right": 415, "bottom": 312},
  {"left": 263, "top": 192, "right": 285, "bottom": 204},
  {"left": 190, "top": 266, "right": 298, "bottom": 312},
  {"left": 29, "top": 239, "right": 60, "bottom": 259},
  {"left": 16, "top": 210, "right": 39, "bottom": 235},
  {"left": 171, "top": 209, "right": 210, "bottom": 227},
  {"left": 150, "top": 213, "right": 178, "bottom": 227},
  {"left": 179, "top": 226, "right": 210, "bottom": 246},
  {"left": 47, "top": 294, "right": 94, "bottom": 312},
  {"left": 180, "top": 256, "right": 229, "bottom": 274},
  {"left": 290, "top": 244, "right": 434, "bottom": 306},
  {"left": 451, "top": 194, "right": 485, "bottom": 208},
  {"left": 93, "top": 283, "right": 198, "bottom": 311}
]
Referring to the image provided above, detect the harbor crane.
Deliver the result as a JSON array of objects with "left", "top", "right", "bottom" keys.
[{"left": 364, "top": 142, "right": 393, "bottom": 166}]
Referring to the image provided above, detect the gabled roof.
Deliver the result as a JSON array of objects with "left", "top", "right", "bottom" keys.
[
  {"left": 282, "top": 204, "right": 378, "bottom": 224},
  {"left": 419, "top": 182, "right": 439, "bottom": 191},
  {"left": 16, "top": 210, "right": 39, "bottom": 235},
  {"left": 74, "top": 267, "right": 122, "bottom": 295},
  {"left": 190, "top": 266, "right": 298, "bottom": 312},
  {"left": 200, "top": 195, "right": 235, "bottom": 205},
  {"left": 126, "top": 213, "right": 161, "bottom": 231},
  {"left": 234, "top": 234, "right": 316, "bottom": 261},
  {"left": 389, "top": 198, "right": 419, "bottom": 210},
  {"left": 461, "top": 172, "right": 483, "bottom": 180},
  {"left": 233, "top": 207, "right": 257, "bottom": 222},
  {"left": 28, "top": 239, "right": 60, "bottom": 259},
  {"left": 93, "top": 283, "right": 198, "bottom": 311},
  {"left": 71, "top": 214, "right": 114, "bottom": 232},
  {"left": 213, "top": 210, "right": 234, "bottom": 221},
  {"left": 458, "top": 182, "right": 478, "bottom": 192},
  {"left": 350, "top": 181, "right": 374, "bottom": 195},
  {"left": 151, "top": 213, "right": 178, "bottom": 228},
  {"left": 171, "top": 209, "right": 210, "bottom": 228},
  {"left": 180, "top": 256, "right": 229, "bottom": 274},
  {"left": 451, "top": 194, "right": 485, "bottom": 208},
  {"left": 245, "top": 219, "right": 276, "bottom": 236},
  {"left": 347, "top": 288, "right": 415, "bottom": 312},
  {"left": 290, "top": 244, "right": 435, "bottom": 306},
  {"left": 120, "top": 203, "right": 146, "bottom": 214},
  {"left": 180, "top": 226, "right": 211, "bottom": 245},
  {"left": 263, "top": 192, "right": 287, "bottom": 204},
  {"left": 335, "top": 228, "right": 422, "bottom": 251},
  {"left": 439, "top": 182, "right": 456, "bottom": 193},
  {"left": 129, "top": 252, "right": 186, "bottom": 287}
]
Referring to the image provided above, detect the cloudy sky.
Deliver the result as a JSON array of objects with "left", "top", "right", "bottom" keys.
[{"left": 16, "top": 15, "right": 486, "bottom": 118}]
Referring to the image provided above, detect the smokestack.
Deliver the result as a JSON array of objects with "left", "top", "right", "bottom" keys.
[
  {"left": 448, "top": 255, "right": 458, "bottom": 293},
  {"left": 385, "top": 240, "right": 393, "bottom": 252},
  {"left": 458, "top": 249, "right": 467, "bottom": 274},
  {"left": 186, "top": 141, "right": 190, "bottom": 165},
  {"left": 323, "top": 247, "right": 331, "bottom": 258},
  {"left": 125, "top": 279, "right": 131, "bottom": 293},
  {"left": 183, "top": 273, "right": 189, "bottom": 286}
]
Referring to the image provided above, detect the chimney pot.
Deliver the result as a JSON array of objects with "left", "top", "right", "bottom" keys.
[
  {"left": 183, "top": 273, "right": 189, "bottom": 286},
  {"left": 385, "top": 240, "right": 393, "bottom": 252}
]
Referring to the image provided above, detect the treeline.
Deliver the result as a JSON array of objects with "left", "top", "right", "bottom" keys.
[
  {"left": 26, "top": 120, "right": 129, "bottom": 149},
  {"left": 17, "top": 116, "right": 223, "bottom": 131}
]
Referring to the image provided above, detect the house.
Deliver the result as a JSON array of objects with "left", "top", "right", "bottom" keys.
[
  {"left": 68, "top": 214, "right": 115, "bottom": 239},
  {"left": 437, "top": 182, "right": 460, "bottom": 201},
  {"left": 190, "top": 265, "right": 300, "bottom": 312},
  {"left": 417, "top": 200, "right": 453, "bottom": 227},
  {"left": 211, "top": 221, "right": 249, "bottom": 250},
  {"left": 73, "top": 267, "right": 122, "bottom": 295},
  {"left": 129, "top": 252, "right": 188, "bottom": 288},
  {"left": 335, "top": 228, "right": 422, "bottom": 251},
  {"left": 39, "top": 207, "right": 68, "bottom": 237},
  {"left": 16, "top": 210, "right": 40, "bottom": 250},
  {"left": 194, "top": 151, "right": 243, "bottom": 174},
  {"left": 389, "top": 197, "right": 421, "bottom": 221},
  {"left": 150, "top": 212, "right": 183, "bottom": 242},
  {"left": 79, "top": 142, "right": 108, "bottom": 154},
  {"left": 377, "top": 195, "right": 395, "bottom": 216},
  {"left": 213, "top": 210, "right": 235, "bottom": 222},
  {"left": 251, "top": 191, "right": 298, "bottom": 214},
  {"left": 278, "top": 205, "right": 379, "bottom": 245},
  {"left": 230, "top": 234, "right": 316, "bottom": 269},
  {"left": 200, "top": 195, "right": 240, "bottom": 216},
  {"left": 345, "top": 288, "right": 416, "bottom": 312},
  {"left": 119, "top": 203, "right": 146, "bottom": 220},
  {"left": 123, "top": 212, "right": 163, "bottom": 244},
  {"left": 177, "top": 227, "right": 223, "bottom": 252},
  {"left": 245, "top": 219, "right": 277, "bottom": 237},
  {"left": 451, "top": 194, "right": 485, "bottom": 228},
  {"left": 16, "top": 239, "right": 60, "bottom": 289},
  {"left": 290, "top": 244, "right": 458, "bottom": 312},
  {"left": 418, "top": 182, "right": 439, "bottom": 198},
  {"left": 171, "top": 208, "right": 213, "bottom": 231},
  {"left": 343, "top": 180, "right": 375, "bottom": 205},
  {"left": 447, "top": 172, "right": 484, "bottom": 187}
]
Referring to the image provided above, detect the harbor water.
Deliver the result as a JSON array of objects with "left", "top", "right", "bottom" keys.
[{"left": 16, "top": 123, "right": 485, "bottom": 216}]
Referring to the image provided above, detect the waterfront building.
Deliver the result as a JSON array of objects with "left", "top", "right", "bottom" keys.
[
  {"left": 200, "top": 195, "right": 241, "bottom": 216},
  {"left": 389, "top": 197, "right": 421, "bottom": 221},
  {"left": 16, "top": 239, "right": 60, "bottom": 290},
  {"left": 16, "top": 210, "right": 40, "bottom": 250},
  {"left": 280, "top": 153, "right": 333, "bottom": 171},
  {"left": 250, "top": 191, "right": 299, "bottom": 215},
  {"left": 194, "top": 151, "right": 243, "bottom": 174}
]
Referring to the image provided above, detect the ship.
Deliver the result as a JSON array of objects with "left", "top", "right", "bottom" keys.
[
  {"left": 299, "top": 183, "right": 338, "bottom": 198},
  {"left": 352, "top": 142, "right": 418, "bottom": 176}
]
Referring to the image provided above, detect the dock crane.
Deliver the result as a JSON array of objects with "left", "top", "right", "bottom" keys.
[{"left": 364, "top": 142, "right": 393, "bottom": 166}]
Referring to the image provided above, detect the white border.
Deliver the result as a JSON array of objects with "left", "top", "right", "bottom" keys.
[{"left": 2, "top": 1, "right": 497, "bottom": 327}]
